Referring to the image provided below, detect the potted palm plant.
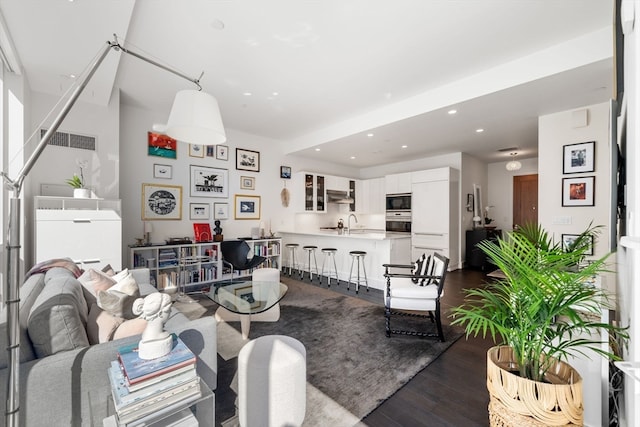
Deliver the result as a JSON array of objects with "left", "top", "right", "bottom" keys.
[{"left": 451, "top": 224, "right": 627, "bottom": 426}]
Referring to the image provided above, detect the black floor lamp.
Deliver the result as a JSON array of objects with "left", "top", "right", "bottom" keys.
[{"left": 1, "top": 34, "right": 226, "bottom": 427}]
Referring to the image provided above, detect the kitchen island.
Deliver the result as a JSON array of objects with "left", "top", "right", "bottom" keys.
[{"left": 278, "top": 230, "right": 411, "bottom": 290}]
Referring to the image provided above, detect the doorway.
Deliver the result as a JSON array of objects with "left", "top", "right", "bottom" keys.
[{"left": 513, "top": 174, "right": 538, "bottom": 229}]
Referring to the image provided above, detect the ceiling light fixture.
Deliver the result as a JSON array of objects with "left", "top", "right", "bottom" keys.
[
  {"left": 448, "top": 109, "right": 457, "bottom": 115},
  {"left": 401, "top": 145, "right": 407, "bottom": 149},
  {"left": 506, "top": 152, "right": 522, "bottom": 171},
  {"left": 476, "top": 128, "right": 484, "bottom": 133},
  {"left": 315, "top": 148, "right": 320, "bottom": 151},
  {"left": 367, "top": 133, "right": 374, "bottom": 137}
]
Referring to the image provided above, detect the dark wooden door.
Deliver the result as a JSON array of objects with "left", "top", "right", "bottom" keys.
[{"left": 513, "top": 174, "right": 538, "bottom": 229}]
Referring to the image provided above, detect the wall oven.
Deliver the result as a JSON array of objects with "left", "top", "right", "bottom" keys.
[
  {"left": 386, "top": 193, "right": 411, "bottom": 211},
  {"left": 386, "top": 211, "right": 411, "bottom": 233}
]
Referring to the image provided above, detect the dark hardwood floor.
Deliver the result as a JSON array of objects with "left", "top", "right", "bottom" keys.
[{"left": 291, "top": 267, "right": 495, "bottom": 427}]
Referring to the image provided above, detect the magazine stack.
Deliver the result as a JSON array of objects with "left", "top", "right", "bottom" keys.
[{"left": 107, "top": 334, "right": 201, "bottom": 426}]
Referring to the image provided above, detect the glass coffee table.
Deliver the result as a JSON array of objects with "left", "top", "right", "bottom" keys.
[{"left": 207, "top": 281, "right": 288, "bottom": 339}]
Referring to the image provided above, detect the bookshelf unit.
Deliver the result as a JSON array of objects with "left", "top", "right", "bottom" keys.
[
  {"left": 130, "top": 242, "right": 221, "bottom": 291},
  {"left": 244, "top": 238, "right": 282, "bottom": 270}
]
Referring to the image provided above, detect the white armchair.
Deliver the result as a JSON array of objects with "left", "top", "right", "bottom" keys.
[{"left": 382, "top": 252, "right": 449, "bottom": 341}]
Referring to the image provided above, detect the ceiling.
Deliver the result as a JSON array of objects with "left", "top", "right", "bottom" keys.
[{"left": 0, "top": 0, "right": 614, "bottom": 168}]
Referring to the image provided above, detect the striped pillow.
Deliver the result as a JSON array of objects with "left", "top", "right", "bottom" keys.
[{"left": 411, "top": 253, "right": 427, "bottom": 284}]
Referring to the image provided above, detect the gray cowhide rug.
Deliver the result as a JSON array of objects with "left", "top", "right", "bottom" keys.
[{"left": 174, "top": 278, "right": 463, "bottom": 427}]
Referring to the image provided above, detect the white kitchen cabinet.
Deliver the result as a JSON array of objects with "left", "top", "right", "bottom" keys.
[
  {"left": 410, "top": 167, "right": 459, "bottom": 269},
  {"left": 325, "top": 175, "right": 350, "bottom": 191},
  {"left": 385, "top": 172, "right": 412, "bottom": 194},
  {"left": 293, "top": 172, "right": 327, "bottom": 213},
  {"left": 356, "top": 177, "right": 385, "bottom": 214},
  {"left": 34, "top": 196, "right": 122, "bottom": 270}
]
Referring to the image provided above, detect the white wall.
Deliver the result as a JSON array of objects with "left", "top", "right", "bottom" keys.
[
  {"left": 119, "top": 103, "right": 311, "bottom": 267},
  {"left": 487, "top": 157, "right": 539, "bottom": 232},
  {"left": 538, "top": 101, "right": 612, "bottom": 270}
]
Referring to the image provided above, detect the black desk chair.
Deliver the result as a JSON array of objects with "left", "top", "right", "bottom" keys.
[{"left": 221, "top": 240, "right": 267, "bottom": 281}]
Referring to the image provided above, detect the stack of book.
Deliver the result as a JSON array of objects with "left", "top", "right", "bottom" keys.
[{"left": 107, "top": 334, "right": 202, "bottom": 426}]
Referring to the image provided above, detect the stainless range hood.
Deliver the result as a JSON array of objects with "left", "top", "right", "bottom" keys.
[{"left": 327, "top": 189, "right": 354, "bottom": 204}]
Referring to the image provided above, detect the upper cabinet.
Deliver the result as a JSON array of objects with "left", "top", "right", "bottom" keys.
[
  {"left": 385, "top": 172, "right": 412, "bottom": 194},
  {"left": 356, "top": 177, "right": 385, "bottom": 214},
  {"left": 294, "top": 172, "right": 327, "bottom": 213}
]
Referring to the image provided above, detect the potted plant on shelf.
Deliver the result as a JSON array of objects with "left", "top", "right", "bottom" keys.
[
  {"left": 66, "top": 160, "right": 91, "bottom": 198},
  {"left": 451, "top": 223, "right": 627, "bottom": 426}
]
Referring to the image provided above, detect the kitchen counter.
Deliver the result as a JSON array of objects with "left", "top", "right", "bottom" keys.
[
  {"left": 282, "top": 229, "right": 410, "bottom": 240},
  {"left": 278, "top": 231, "right": 411, "bottom": 290}
]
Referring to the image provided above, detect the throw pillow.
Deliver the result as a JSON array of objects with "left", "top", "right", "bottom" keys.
[
  {"left": 78, "top": 268, "right": 116, "bottom": 295},
  {"left": 411, "top": 253, "right": 426, "bottom": 284},
  {"left": 86, "top": 303, "right": 125, "bottom": 344},
  {"left": 96, "top": 272, "right": 140, "bottom": 319},
  {"left": 110, "top": 268, "right": 130, "bottom": 283},
  {"left": 112, "top": 318, "right": 148, "bottom": 341},
  {"left": 101, "top": 264, "right": 116, "bottom": 276},
  {"left": 418, "top": 255, "right": 434, "bottom": 286}
]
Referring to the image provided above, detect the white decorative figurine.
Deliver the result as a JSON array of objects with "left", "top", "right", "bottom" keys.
[{"left": 132, "top": 293, "right": 174, "bottom": 360}]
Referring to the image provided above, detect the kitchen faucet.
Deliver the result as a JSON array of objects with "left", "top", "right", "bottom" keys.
[{"left": 348, "top": 213, "right": 358, "bottom": 235}]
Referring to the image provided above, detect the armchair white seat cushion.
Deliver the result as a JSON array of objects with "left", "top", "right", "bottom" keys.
[{"left": 386, "top": 281, "right": 440, "bottom": 311}]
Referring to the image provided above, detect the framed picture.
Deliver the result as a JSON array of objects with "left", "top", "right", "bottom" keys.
[
  {"left": 216, "top": 145, "right": 229, "bottom": 161},
  {"left": 147, "top": 132, "right": 177, "bottom": 159},
  {"left": 193, "top": 223, "right": 213, "bottom": 242},
  {"left": 142, "top": 183, "right": 182, "bottom": 220},
  {"left": 236, "top": 148, "right": 260, "bottom": 172},
  {"left": 189, "top": 144, "right": 205, "bottom": 158},
  {"left": 189, "top": 203, "right": 210, "bottom": 220},
  {"left": 234, "top": 194, "right": 261, "bottom": 220},
  {"left": 561, "top": 234, "right": 594, "bottom": 255},
  {"left": 563, "top": 141, "right": 595, "bottom": 174},
  {"left": 214, "top": 202, "right": 229, "bottom": 220},
  {"left": 190, "top": 165, "right": 228, "bottom": 198},
  {"left": 206, "top": 145, "right": 215, "bottom": 157},
  {"left": 280, "top": 165, "right": 292, "bottom": 179},
  {"left": 562, "top": 176, "right": 595, "bottom": 206},
  {"left": 153, "top": 164, "right": 172, "bottom": 179},
  {"left": 240, "top": 176, "right": 255, "bottom": 190}
]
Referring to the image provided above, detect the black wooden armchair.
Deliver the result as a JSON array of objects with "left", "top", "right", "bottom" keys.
[{"left": 382, "top": 252, "right": 449, "bottom": 341}]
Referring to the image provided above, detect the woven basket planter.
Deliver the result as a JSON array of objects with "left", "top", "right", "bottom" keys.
[{"left": 487, "top": 346, "right": 583, "bottom": 426}]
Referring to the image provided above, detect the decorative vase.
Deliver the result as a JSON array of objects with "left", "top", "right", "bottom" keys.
[
  {"left": 487, "top": 346, "right": 583, "bottom": 426},
  {"left": 73, "top": 188, "right": 91, "bottom": 198}
]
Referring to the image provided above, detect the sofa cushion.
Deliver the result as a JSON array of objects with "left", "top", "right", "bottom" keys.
[{"left": 27, "top": 270, "right": 90, "bottom": 358}]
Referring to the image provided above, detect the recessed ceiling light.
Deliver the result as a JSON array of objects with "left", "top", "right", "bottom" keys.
[
  {"left": 476, "top": 128, "right": 484, "bottom": 133},
  {"left": 315, "top": 148, "right": 320, "bottom": 152},
  {"left": 367, "top": 133, "right": 374, "bottom": 137},
  {"left": 448, "top": 109, "right": 457, "bottom": 115},
  {"left": 350, "top": 156, "right": 356, "bottom": 159},
  {"left": 401, "top": 145, "right": 408, "bottom": 149},
  {"left": 243, "top": 92, "right": 252, "bottom": 96},
  {"left": 272, "top": 92, "right": 279, "bottom": 96}
]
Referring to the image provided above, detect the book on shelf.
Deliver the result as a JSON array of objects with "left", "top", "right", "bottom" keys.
[
  {"left": 108, "top": 360, "right": 197, "bottom": 410},
  {"left": 117, "top": 334, "right": 196, "bottom": 386}
]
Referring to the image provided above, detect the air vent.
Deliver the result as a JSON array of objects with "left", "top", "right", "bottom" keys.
[{"left": 41, "top": 129, "right": 96, "bottom": 151}]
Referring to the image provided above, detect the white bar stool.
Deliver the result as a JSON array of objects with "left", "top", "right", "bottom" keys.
[
  {"left": 348, "top": 250, "right": 369, "bottom": 293},
  {"left": 302, "top": 245, "right": 319, "bottom": 281},
  {"left": 320, "top": 248, "right": 339, "bottom": 287},
  {"left": 285, "top": 243, "right": 300, "bottom": 277}
]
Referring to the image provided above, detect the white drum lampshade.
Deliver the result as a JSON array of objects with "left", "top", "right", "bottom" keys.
[{"left": 164, "top": 90, "right": 227, "bottom": 145}]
